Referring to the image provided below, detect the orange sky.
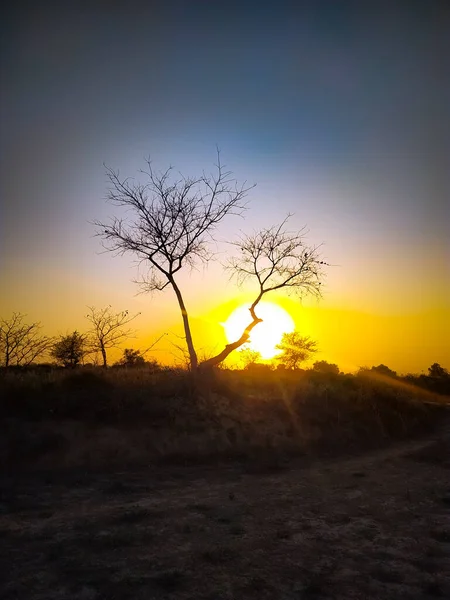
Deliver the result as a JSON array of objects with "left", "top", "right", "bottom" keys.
[{"left": 1, "top": 250, "right": 448, "bottom": 374}]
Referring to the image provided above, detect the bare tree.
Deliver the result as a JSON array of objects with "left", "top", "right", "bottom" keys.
[
  {"left": 96, "top": 154, "right": 328, "bottom": 372},
  {"left": 0, "top": 313, "right": 53, "bottom": 367},
  {"left": 201, "top": 217, "right": 328, "bottom": 369},
  {"left": 96, "top": 152, "right": 252, "bottom": 371},
  {"left": 86, "top": 306, "right": 140, "bottom": 368}
]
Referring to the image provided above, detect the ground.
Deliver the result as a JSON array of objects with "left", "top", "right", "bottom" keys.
[{"left": 1, "top": 427, "right": 449, "bottom": 599}]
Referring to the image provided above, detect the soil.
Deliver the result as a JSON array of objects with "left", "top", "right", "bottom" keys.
[{"left": 1, "top": 426, "right": 449, "bottom": 599}]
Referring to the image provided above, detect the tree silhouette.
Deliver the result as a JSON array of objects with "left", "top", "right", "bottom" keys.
[
  {"left": 115, "top": 348, "right": 146, "bottom": 367},
  {"left": 96, "top": 151, "right": 251, "bottom": 371},
  {"left": 428, "top": 363, "right": 448, "bottom": 378},
  {"left": 238, "top": 348, "right": 263, "bottom": 370},
  {"left": 370, "top": 364, "right": 397, "bottom": 377},
  {"left": 201, "top": 217, "right": 327, "bottom": 369},
  {"left": 97, "top": 154, "right": 328, "bottom": 371},
  {"left": 51, "top": 331, "right": 89, "bottom": 368},
  {"left": 0, "top": 313, "right": 52, "bottom": 367},
  {"left": 86, "top": 306, "right": 140, "bottom": 368},
  {"left": 275, "top": 331, "right": 317, "bottom": 370},
  {"left": 312, "top": 360, "right": 340, "bottom": 375}
]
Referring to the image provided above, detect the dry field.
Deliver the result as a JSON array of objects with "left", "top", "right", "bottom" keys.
[{"left": 1, "top": 424, "right": 449, "bottom": 599}]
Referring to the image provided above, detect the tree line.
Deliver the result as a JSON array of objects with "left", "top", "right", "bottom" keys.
[
  {"left": 1, "top": 310, "right": 448, "bottom": 387},
  {"left": 2, "top": 152, "right": 331, "bottom": 374},
  {"left": 2, "top": 152, "right": 447, "bottom": 381},
  {"left": 0, "top": 309, "right": 318, "bottom": 371},
  {"left": 0, "top": 307, "right": 145, "bottom": 369}
]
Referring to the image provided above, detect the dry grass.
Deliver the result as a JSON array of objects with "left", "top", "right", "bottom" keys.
[
  {"left": 0, "top": 367, "right": 448, "bottom": 471},
  {"left": 1, "top": 367, "right": 449, "bottom": 597}
]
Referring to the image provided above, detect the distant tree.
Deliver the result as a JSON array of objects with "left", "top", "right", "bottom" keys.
[
  {"left": 51, "top": 331, "right": 89, "bottom": 368},
  {"left": 275, "top": 332, "right": 317, "bottom": 370},
  {"left": 247, "top": 362, "right": 274, "bottom": 374},
  {"left": 312, "top": 360, "right": 340, "bottom": 375},
  {"left": 357, "top": 364, "right": 397, "bottom": 378},
  {"left": 114, "top": 348, "right": 146, "bottom": 367},
  {"left": 238, "top": 347, "right": 263, "bottom": 370},
  {"left": 428, "top": 363, "right": 449, "bottom": 378},
  {"left": 85, "top": 305, "right": 140, "bottom": 368},
  {"left": 96, "top": 153, "right": 328, "bottom": 372},
  {"left": 370, "top": 364, "right": 397, "bottom": 377},
  {"left": 0, "top": 313, "right": 53, "bottom": 367}
]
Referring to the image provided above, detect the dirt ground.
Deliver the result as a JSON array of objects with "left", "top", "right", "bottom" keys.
[{"left": 1, "top": 427, "right": 449, "bottom": 600}]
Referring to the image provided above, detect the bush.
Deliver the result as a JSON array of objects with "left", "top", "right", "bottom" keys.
[{"left": 0, "top": 366, "right": 447, "bottom": 470}]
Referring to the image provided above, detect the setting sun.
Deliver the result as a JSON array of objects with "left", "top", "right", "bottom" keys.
[{"left": 223, "top": 302, "right": 295, "bottom": 359}]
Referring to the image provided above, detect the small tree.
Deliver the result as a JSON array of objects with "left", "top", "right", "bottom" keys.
[
  {"left": 370, "top": 364, "right": 397, "bottom": 378},
  {"left": 0, "top": 313, "right": 52, "bottom": 367},
  {"left": 276, "top": 331, "right": 317, "bottom": 370},
  {"left": 51, "top": 331, "right": 88, "bottom": 368},
  {"left": 115, "top": 348, "right": 146, "bottom": 367},
  {"left": 312, "top": 360, "right": 340, "bottom": 375},
  {"left": 86, "top": 306, "right": 140, "bottom": 368},
  {"left": 239, "top": 347, "right": 263, "bottom": 370},
  {"left": 428, "top": 363, "right": 448, "bottom": 378}
]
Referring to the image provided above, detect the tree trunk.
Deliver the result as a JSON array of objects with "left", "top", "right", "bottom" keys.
[
  {"left": 170, "top": 277, "right": 198, "bottom": 371},
  {"left": 100, "top": 342, "right": 107, "bottom": 368},
  {"left": 200, "top": 296, "right": 263, "bottom": 370},
  {"left": 200, "top": 317, "right": 261, "bottom": 369}
]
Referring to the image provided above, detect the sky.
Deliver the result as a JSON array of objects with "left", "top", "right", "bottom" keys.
[{"left": 1, "top": 0, "right": 449, "bottom": 373}]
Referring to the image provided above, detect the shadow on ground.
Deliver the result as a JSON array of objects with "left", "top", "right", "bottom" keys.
[{"left": 1, "top": 431, "right": 449, "bottom": 599}]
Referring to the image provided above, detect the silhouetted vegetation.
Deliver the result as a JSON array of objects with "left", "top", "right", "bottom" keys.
[
  {"left": 312, "top": 360, "right": 340, "bottom": 375},
  {"left": 359, "top": 364, "right": 398, "bottom": 378},
  {"left": 404, "top": 363, "right": 450, "bottom": 396},
  {"left": 1, "top": 363, "right": 448, "bottom": 472},
  {"left": 50, "top": 331, "right": 89, "bottom": 368},
  {"left": 275, "top": 331, "right": 317, "bottom": 369},
  {"left": 238, "top": 348, "right": 263, "bottom": 370},
  {"left": 0, "top": 313, "right": 53, "bottom": 367},
  {"left": 113, "top": 348, "right": 160, "bottom": 371},
  {"left": 96, "top": 154, "right": 329, "bottom": 370},
  {"left": 1, "top": 303, "right": 448, "bottom": 472},
  {"left": 86, "top": 305, "right": 140, "bottom": 368},
  {"left": 428, "top": 362, "right": 449, "bottom": 378},
  {"left": 114, "top": 348, "right": 146, "bottom": 367}
]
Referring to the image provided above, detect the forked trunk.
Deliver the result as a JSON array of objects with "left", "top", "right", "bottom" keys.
[{"left": 200, "top": 295, "right": 263, "bottom": 370}]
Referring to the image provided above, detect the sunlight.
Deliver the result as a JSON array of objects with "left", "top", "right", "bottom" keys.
[{"left": 223, "top": 302, "right": 295, "bottom": 359}]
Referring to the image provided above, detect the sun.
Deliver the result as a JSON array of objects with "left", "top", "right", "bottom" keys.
[{"left": 223, "top": 302, "right": 295, "bottom": 359}]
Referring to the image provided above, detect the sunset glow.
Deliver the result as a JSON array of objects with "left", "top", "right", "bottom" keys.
[
  {"left": 223, "top": 302, "right": 295, "bottom": 359},
  {"left": 1, "top": 3, "right": 448, "bottom": 375}
]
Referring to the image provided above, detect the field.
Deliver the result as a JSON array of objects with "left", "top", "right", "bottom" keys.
[
  {"left": 1, "top": 367, "right": 449, "bottom": 598},
  {"left": 1, "top": 426, "right": 449, "bottom": 599}
]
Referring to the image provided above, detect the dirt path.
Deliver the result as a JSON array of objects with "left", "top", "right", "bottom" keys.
[{"left": 1, "top": 427, "right": 449, "bottom": 599}]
